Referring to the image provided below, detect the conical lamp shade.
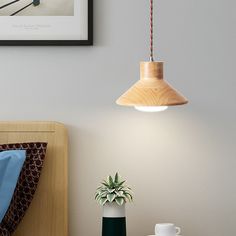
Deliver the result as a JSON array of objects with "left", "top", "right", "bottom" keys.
[{"left": 116, "top": 61, "right": 188, "bottom": 107}]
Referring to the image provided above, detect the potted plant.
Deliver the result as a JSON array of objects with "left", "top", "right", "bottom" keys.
[{"left": 95, "top": 173, "right": 133, "bottom": 236}]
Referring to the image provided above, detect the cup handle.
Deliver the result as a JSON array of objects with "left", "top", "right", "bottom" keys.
[{"left": 175, "top": 227, "right": 181, "bottom": 235}]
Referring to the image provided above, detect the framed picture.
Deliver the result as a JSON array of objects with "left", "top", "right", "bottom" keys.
[{"left": 0, "top": 0, "right": 93, "bottom": 45}]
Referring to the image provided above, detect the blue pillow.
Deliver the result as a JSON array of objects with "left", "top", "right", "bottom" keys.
[{"left": 0, "top": 150, "right": 26, "bottom": 223}]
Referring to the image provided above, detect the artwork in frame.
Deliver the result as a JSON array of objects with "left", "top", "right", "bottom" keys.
[{"left": 0, "top": 0, "right": 93, "bottom": 45}]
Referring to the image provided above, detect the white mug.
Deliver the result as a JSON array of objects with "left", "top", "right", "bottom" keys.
[{"left": 155, "top": 223, "right": 181, "bottom": 236}]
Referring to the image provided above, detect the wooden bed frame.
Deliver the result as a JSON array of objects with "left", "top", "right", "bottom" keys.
[{"left": 0, "top": 121, "right": 68, "bottom": 236}]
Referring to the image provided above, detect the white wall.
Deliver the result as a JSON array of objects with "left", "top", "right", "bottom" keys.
[{"left": 0, "top": 0, "right": 235, "bottom": 235}]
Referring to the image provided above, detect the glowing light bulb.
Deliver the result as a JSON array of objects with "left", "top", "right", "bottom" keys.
[{"left": 134, "top": 106, "right": 168, "bottom": 112}]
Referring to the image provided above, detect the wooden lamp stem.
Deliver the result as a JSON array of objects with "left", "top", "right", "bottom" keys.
[{"left": 140, "top": 62, "right": 163, "bottom": 80}]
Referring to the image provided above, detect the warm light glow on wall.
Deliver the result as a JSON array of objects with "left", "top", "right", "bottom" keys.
[{"left": 135, "top": 106, "right": 168, "bottom": 112}]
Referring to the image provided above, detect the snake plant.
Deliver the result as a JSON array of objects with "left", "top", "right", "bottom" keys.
[{"left": 95, "top": 173, "right": 133, "bottom": 206}]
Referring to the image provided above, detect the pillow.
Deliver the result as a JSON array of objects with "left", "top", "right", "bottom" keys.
[
  {"left": 0, "top": 150, "right": 26, "bottom": 223},
  {"left": 0, "top": 142, "right": 47, "bottom": 236}
]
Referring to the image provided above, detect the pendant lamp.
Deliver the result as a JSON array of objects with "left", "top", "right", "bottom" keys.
[{"left": 116, "top": 0, "right": 188, "bottom": 112}]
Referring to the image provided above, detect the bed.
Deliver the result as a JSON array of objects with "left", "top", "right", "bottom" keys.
[{"left": 0, "top": 121, "right": 68, "bottom": 236}]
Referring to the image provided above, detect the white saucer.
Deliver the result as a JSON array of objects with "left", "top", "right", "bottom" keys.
[{"left": 147, "top": 235, "right": 182, "bottom": 236}]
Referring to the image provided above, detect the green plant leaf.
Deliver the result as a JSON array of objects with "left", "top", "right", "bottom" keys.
[
  {"left": 100, "top": 198, "right": 108, "bottom": 205},
  {"left": 115, "top": 191, "right": 123, "bottom": 197},
  {"left": 107, "top": 193, "right": 116, "bottom": 202},
  {"left": 102, "top": 182, "right": 109, "bottom": 188},
  {"left": 117, "top": 180, "right": 126, "bottom": 187},
  {"left": 108, "top": 188, "right": 115, "bottom": 193},
  {"left": 115, "top": 172, "right": 119, "bottom": 183},
  {"left": 96, "top": 173, "right": 133, "bottom": 205},
  {"left": 95, "top": 193, "right": 100, "bottom": 200},
  {"left": 108, "top": 175, "right": 114, "bottom": 186},
  {"left": 115, "top": 197, "right": 124, "bottom": 206},
  {"left": 124, "top": 193, "right": 133, "bottom": 201},
  {"left": 101, "top": 192, "right": 108, "bottom": 197},
  {"left": 96, "top": 189, "right": 102, "bottom": 194}
]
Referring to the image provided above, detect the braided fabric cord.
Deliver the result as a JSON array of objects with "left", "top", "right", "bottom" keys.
[{"left": 150, "top": 0, "right": 154, "bottom": 61}]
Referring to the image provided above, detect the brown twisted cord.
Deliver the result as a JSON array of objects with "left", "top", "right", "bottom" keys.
[{"left": 150, "top": 0, "right": 154, "bottom": 61}]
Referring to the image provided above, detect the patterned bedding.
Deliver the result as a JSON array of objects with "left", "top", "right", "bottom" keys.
[{"left": 0, "top": 142, "right": 47, "bottom": 236}]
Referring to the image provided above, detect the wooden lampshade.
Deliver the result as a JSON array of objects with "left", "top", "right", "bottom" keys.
[{"left": 116, "top": 61, "right": 188, "bottom": 107}]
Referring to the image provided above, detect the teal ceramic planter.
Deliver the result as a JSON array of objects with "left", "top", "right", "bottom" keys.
[
  {"left": 102, "top": 203, "right": 126, "bottom": 236},
  {"left": 102, "top": 217, "right": 126, "bottom": 236}
]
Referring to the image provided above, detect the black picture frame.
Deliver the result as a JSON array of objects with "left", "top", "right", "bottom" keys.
[{"left": 0, "top": 0, "right": 93, "bottom": 46}]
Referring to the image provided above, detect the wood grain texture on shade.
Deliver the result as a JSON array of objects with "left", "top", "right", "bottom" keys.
[
  {"left": 116, "top": 61, "right": 188, "bottom": 106},
  {"left": 0, "top": 122, "right": 68, "bottom": 236}
]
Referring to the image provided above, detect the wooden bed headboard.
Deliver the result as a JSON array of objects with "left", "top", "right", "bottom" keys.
[{"left": 0, "top": 121, "right": 68, "bottom": 236}]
